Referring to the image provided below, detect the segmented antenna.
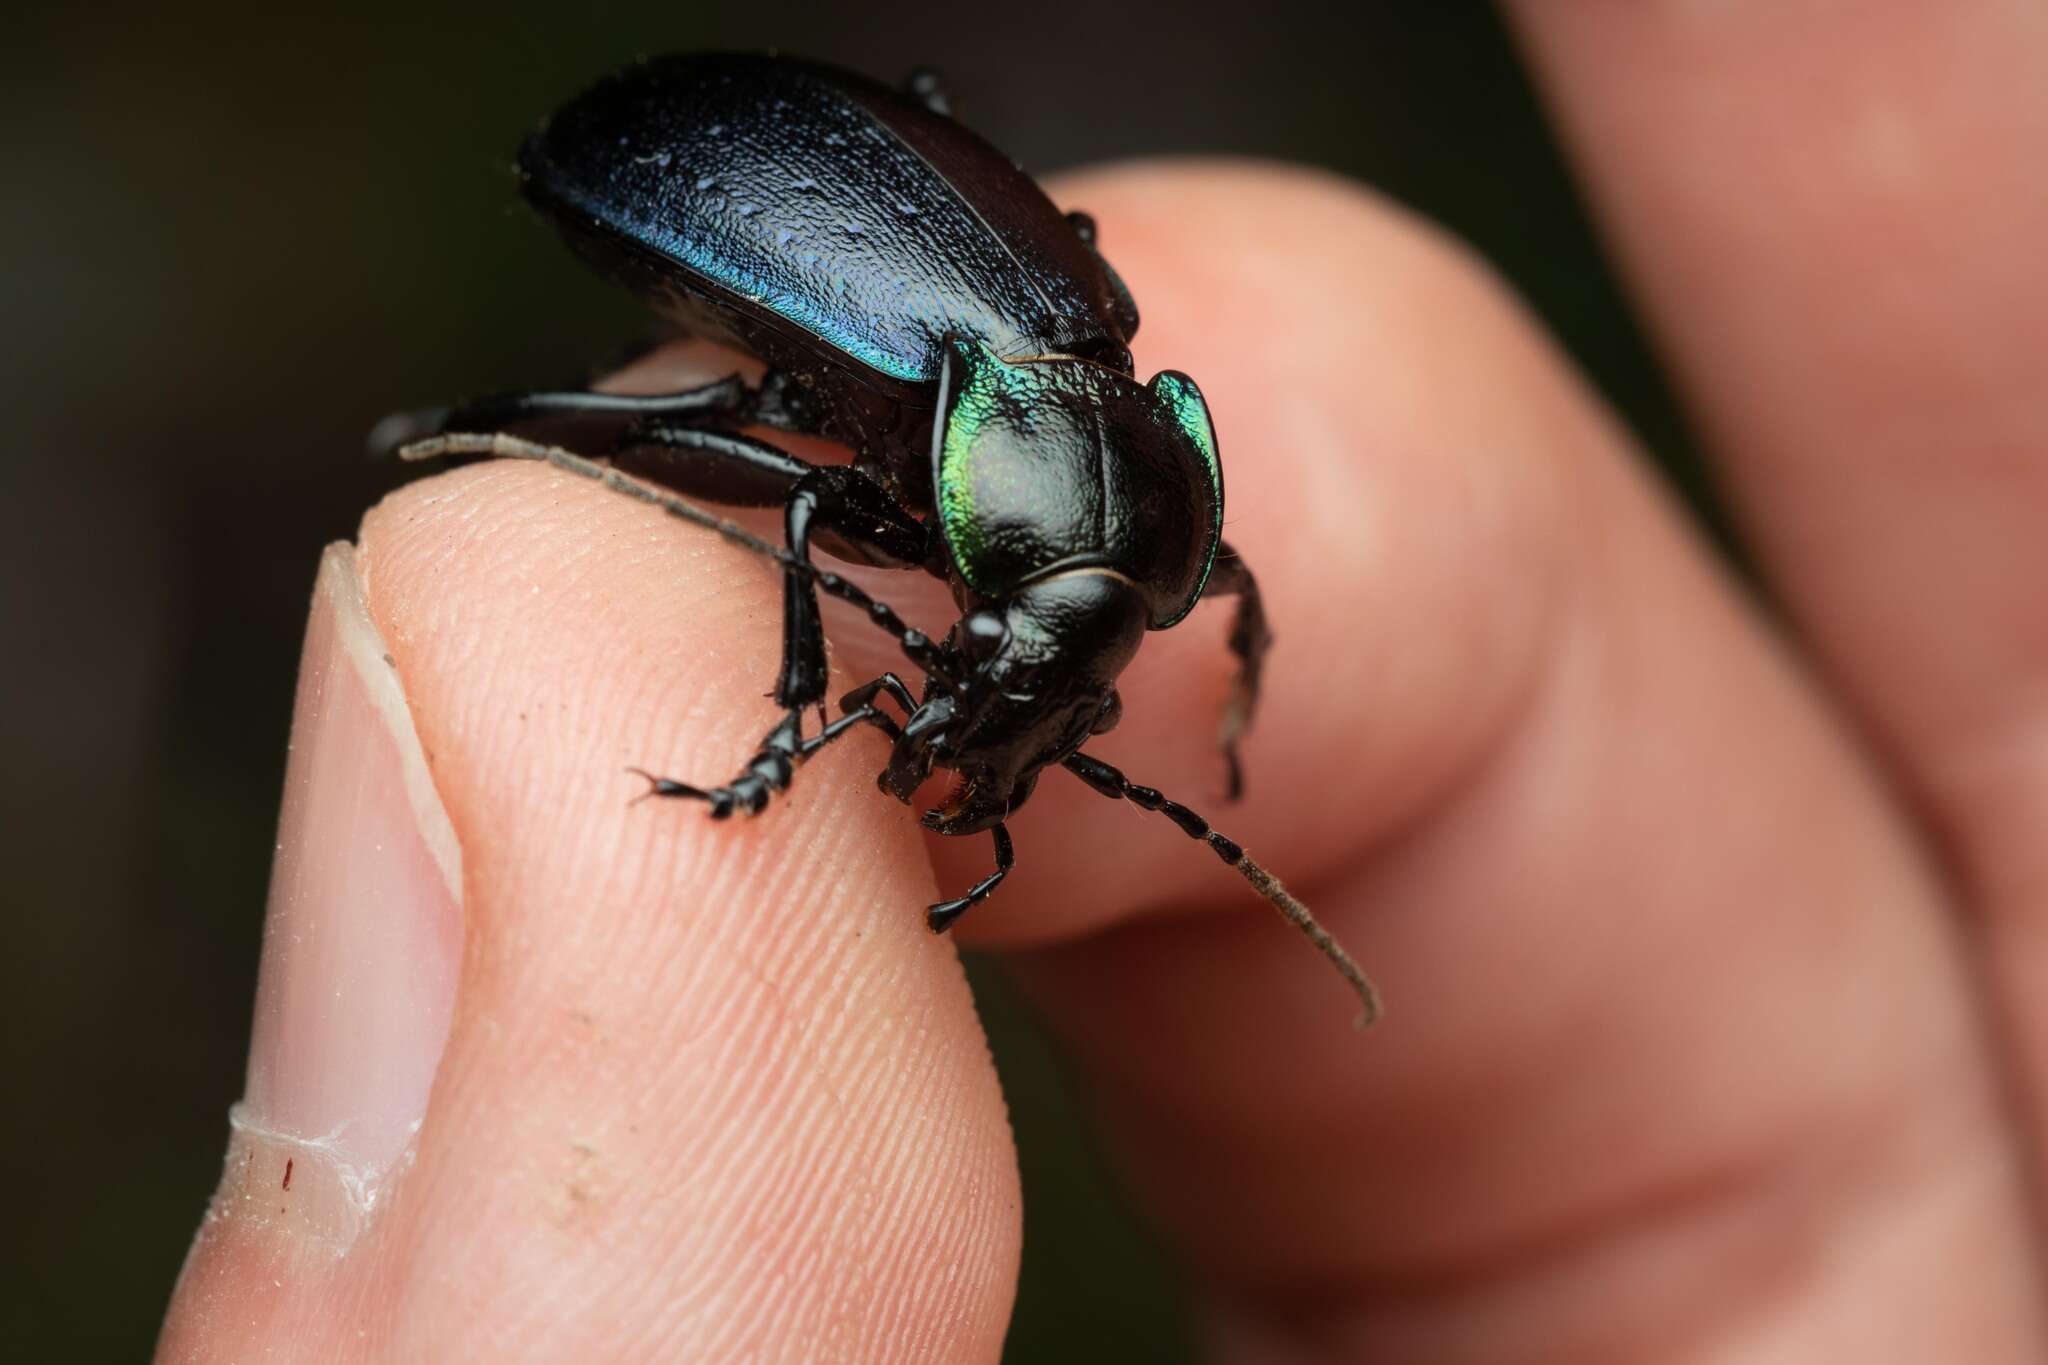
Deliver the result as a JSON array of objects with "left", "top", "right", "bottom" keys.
[{"left": 1065, "top": 751, "right": 1382, "bottom": 1027}]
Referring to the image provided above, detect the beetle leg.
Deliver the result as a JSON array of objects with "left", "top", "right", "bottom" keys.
[
  {"left": 808, "top": 570, "right": 962, "bottom": 695},
  {"left": 596, "top": 423, "right": 931, "bottom": 719},
  {"left": 770, "top": 464, "right": 934, "bottom": 713},
  {"left": 779, "top": 484, "right": 831, "bottom": 715},
  {"left": 925, "top": 824, "right": 1013, "bottom": 933},
  {"left": 399, "top": 426, "right": 966, "bottom": 708},
  {"left": 1197, "top": 541, "right": 1273, "bottom": 800},
  {"left": 613, "top": 429, "right": 930, "bottom": 565},
  {"left": 410, "top": 419, "right": 949, "bottom": 733},
  {"left": 747, "top": 368, "right": 830, "bottom": 435},
  {"left": 368, "top": 375, "right": 754, "bottom": 460},
  {"left": 839, "top": 672, "right": 918, "bottom": 718},
  {"left": 630, "top": 687, "right": 907, "bottom": 818}
]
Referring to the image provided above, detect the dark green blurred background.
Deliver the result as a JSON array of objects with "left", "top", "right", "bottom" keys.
[{"left": 2, "top": 3, "right": 1700, "bottom": 1359}]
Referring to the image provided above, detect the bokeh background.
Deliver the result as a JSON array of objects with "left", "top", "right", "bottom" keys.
[{"left": 3, "top": 3, "right": 1708, "bottom": 1359}]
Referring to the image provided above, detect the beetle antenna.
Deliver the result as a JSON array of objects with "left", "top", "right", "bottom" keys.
[
  {"left": 395, "top": 431, "right": 960, "bottom": 691},
  {"left": 1063, "top": 750, "right": 1382, "bottom": 1028}
]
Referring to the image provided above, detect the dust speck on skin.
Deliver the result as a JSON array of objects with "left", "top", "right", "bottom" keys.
[{"left": 549, "top": 1140, "right": 614, "bottom": 1226}]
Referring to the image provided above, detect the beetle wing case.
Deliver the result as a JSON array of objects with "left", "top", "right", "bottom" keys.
[
  {"left": 935, "top": 340, "right": 1223, "bottom": 627},
  {"left": 515, "top": 53, "right": 1138, "bottom": 402}
]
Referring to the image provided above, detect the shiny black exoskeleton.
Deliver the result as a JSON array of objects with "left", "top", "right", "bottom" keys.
[{"left": 377, "top": 53, "right": 1280, "bottom": 937}]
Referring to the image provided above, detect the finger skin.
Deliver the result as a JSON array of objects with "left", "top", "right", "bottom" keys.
[
  {"left": 966, "top": 165, "right": 2045, "bottom": 1359},
  {"left": 1504, "top": 1, "right": 2048, "bottom": 1154},
  {"left": 161, "top": 465, "right": 1019, "bottom": 1361}
]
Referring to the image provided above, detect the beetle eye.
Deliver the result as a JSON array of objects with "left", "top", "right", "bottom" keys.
[
  {"left": 961, "top": 610, "right": 1007, "bottom": 659},
  {"left": 1091, "top": 690, "right": 1123, "bottom": 735}
]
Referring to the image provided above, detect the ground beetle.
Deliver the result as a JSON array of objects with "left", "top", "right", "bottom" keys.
[{"left": 376, "top": 52, "right": 1379, "bottom": 1021}]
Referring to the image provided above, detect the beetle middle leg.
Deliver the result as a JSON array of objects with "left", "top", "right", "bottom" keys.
[
  {"left": 605, "top": 424, "right": 932, "bottom": 817},
  {"left": 614, "top": 425, "right": 930, "bottom": 711},
  {"left": 1199, "top": 540, "right": 1273, "bottom": 800}
]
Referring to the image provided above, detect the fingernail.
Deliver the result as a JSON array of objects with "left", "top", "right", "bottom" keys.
[{"left": 207, "top": 543, "right": 462, "bottom": 1247}]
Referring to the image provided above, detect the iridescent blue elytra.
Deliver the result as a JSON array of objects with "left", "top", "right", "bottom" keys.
[{"left": 518, "top": 53, "right": 1138, "bottom": 399}]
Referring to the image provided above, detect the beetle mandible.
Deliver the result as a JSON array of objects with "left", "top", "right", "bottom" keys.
[{"left": 376, "top": 53, "right": 1379, "bottom": 1020}]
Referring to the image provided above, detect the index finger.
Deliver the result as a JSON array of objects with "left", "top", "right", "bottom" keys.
[{"left": 160, "top": 467, "right": 1021, "bottom": 1361}]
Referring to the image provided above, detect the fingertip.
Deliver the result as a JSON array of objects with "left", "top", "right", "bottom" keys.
[{"left": 176, "top": 461, "right": 1022, "bottom": 1360}]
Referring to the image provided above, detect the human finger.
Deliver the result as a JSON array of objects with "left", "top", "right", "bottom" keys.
[{"left": 158, "top": 465, "right": 1019, "bottom": 1361}]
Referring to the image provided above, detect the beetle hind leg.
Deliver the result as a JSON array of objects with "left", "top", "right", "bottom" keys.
[
  {"left": 1198, "top": 541, "right": 1272, "bottom": 801},
  {"left": 368, "top": 374, "right": 756, "bottom": 461}
]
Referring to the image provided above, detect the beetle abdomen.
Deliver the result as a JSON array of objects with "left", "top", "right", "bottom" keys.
[{"left": 517, "top": 54, "right": 1132, "bottom": 398}]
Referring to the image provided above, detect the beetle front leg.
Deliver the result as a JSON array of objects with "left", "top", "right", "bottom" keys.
[
  {"left": 839, "top": 672, "right": 919, "bottom": 718},
  {"left": 1198, "top": 540, "right": 1272, "bottom": 800},
  {"left": 925, "top": 824, "right": 1013, "bottom": 933},
  {"left": 631, "top": 685, "right": 907, "bottom": 817}
]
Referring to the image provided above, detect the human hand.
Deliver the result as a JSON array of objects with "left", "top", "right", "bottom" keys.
[{"left": 160, "top": 7, "right": 2048, "bottom": 1359}]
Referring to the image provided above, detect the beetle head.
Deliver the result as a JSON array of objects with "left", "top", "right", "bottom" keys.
[{"left": 884, "top": 569, "right": 1146, "bottom": 835}]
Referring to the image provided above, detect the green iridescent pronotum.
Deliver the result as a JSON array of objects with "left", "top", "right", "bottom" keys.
[{"left": 936, "top": 338, "right": 1223, "bottom": 628}]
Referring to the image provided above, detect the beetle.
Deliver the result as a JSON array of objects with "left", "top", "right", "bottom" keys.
[{"left": 377, "top": 52, "right": 1378, "bottom": 1020}]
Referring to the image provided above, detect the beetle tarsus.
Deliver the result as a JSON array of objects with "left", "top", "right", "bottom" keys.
[
  {"left": 629, "top": 686, "right": 909, "bottom": 821},
  {"left": 625, "top": 767, "right": 710, "bottom": 806},
  {"left": 926, "top": 824, "right": 1012, "bottom": 932},
  {"left": 635, "top": 710, "right": 803, "bottom": 818}
]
